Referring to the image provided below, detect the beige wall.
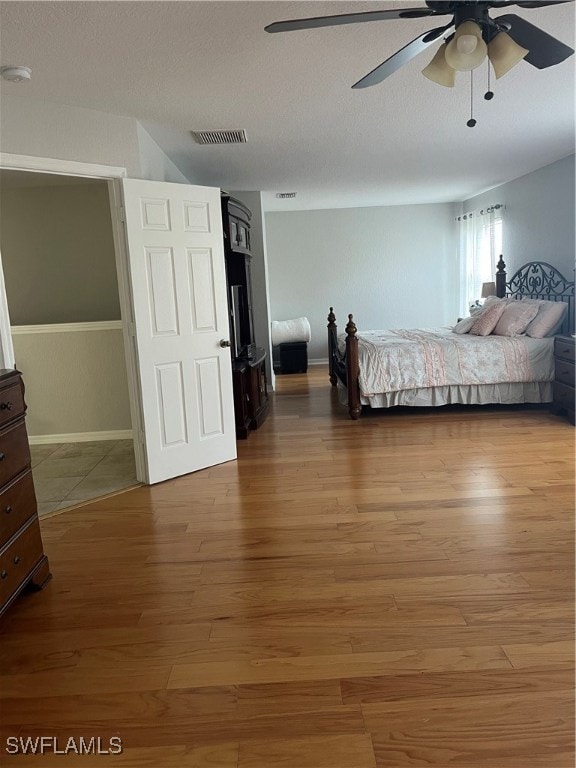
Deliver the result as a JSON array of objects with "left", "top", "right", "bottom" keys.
[
  {"left": 1, "top": 182, "right": 121, "bottom": 325},
  {"left": 13, "top": 327, "right": 132, "bottom": 438}
]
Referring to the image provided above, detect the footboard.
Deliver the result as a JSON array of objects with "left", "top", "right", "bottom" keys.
[{"left": 327, "top": 308, "right": 361, "bottom": 420}]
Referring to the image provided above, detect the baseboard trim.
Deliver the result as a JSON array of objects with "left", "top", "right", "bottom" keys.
[
  {"left": 29, "top": 430, "right": 133, "bottom": 445},
  {"left": 12, "top": 321, "right": 123, "bottom": 335},
  {"left": 309, "top": 358, "right": 328, "bottom": 365}
]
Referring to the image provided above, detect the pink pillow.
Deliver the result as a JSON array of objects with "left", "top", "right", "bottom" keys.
[
  {"left": 469, "top": 300, "right": 507, "bottom": 336},
  {"left": 492, "top": 301, "right": 540, "bottom": 336},
  {"left": 525, "top": 300, "right": 569, "bottom": 338}
]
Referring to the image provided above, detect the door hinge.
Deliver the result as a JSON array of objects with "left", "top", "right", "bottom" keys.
[
  {"left": 128, "top": 321, "right": 136, "bottom": 338},
  {"left": 138, "top": 429, "right": 145, "bottom": 445},
  {"left": 118, "top": 206, "right": 126, "bottom": 223}
]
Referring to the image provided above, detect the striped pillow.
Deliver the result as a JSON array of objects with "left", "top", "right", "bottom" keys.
[{"left": 469, "top": 300, "right": 507, "bottom": 336}]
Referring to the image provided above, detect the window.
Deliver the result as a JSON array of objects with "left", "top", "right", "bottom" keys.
[{"left": 458, "top": 206, "right": 503, "bottom": 315}]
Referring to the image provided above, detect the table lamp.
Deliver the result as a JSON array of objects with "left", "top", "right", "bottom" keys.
[{"left": 481, "top": 282, "right": 497, "bottom": 300}]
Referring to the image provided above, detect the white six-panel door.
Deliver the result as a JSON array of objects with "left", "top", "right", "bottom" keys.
[{"left": 121, "top": 179, "right": 236, "bottom": 484}]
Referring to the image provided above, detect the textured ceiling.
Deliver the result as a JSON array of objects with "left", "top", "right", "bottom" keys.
[{"left": 0, "top": 1, "right": 574, "bottom": 210}]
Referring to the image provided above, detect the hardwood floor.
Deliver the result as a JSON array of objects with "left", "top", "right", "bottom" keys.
[{"left": 1, "top": 367, "right": 574, "bottom": 767}]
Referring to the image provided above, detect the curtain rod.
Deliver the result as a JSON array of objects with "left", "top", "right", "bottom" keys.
[{"left": 456, "top": 203, "right": 504, "bottom": 221}]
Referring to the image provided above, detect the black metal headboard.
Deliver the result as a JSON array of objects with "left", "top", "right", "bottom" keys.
[{"left": 496, "top": 257, "right": 575, "bottom": 335}]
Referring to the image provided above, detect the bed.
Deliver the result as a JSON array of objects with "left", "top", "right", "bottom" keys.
[{"left": 328, "top": 259, "right": 575, "bottom": 419}]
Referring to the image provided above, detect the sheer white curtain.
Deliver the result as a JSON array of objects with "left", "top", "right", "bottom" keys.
[{"left": 458, "top": 206, "right": 503, "bottom": 316}]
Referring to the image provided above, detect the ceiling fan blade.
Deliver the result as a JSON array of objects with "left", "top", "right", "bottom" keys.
[
  {"left": 496, "top": 13, "right": 574, "bottom": 68},
  {"left": 352, "top": 24, "right": 453, "bottom": 89},
  {"left": 265, "top": 8, "right": 437, "bottom": 34},
  {"left": 516, "top": 1, "right": 574, "bottom": 6},
  {"left": 491, "top": 1, "right": 573, "bottom": 7}
]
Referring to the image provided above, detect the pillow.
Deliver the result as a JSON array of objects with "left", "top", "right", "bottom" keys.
[
  {"left": 492, "top": 300, "right": 540, "bottom": 336},
  {"left": 525, "top": 300, "right": 569, "bottom": 338},
  {"left": 452, "top": 316, "right": 476, "bottom": 334},
  {"left": 469, "top": 300, "right": 507, "bottom": 336},
  {"left": 484, "top": 295, "right": 505, "bottom": 308}
]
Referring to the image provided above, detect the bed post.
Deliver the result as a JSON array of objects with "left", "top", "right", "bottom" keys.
[
  {"left": 496, "top": 255, "right": 507, "bottom": 298},
  {"left": 327, "top": 307, "right": 337, "bottom": 386},
  {"left": 345, "top": 314, "right": 361, "bottom": 420}
]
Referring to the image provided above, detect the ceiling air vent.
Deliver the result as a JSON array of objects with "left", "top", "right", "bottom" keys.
[
  {"left": 276, "top": 192, "right": 297, "bottom": 199},
  {"left": 191, "top": 129, "right": 247, "bottom": 145}
]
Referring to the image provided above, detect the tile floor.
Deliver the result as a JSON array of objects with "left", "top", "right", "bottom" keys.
[{"left": 31, "top": 440, "right": 138, "bottom": 518}]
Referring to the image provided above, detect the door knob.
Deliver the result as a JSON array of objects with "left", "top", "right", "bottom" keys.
[{"left": 219, "top": 339, "right": 231, "bottom": 348}]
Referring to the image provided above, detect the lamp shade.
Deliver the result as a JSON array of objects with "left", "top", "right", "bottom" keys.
[
  {"left": 445, "top": 21, "right": 487, "bottom": 71},
  {"left": 481, "top": 281, "right": 497, "bottom": 299},
  {"left": 422, "top": 43, "right": 456, "bottom": 87},
  {"left": 488, "top": 31, "right": 529, "bottom": 79}
]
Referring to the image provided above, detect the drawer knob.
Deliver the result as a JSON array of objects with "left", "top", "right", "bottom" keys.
[
  {"left": 0, "top": 571, "right": 7, "bottom": 580},
  {"left": 0, "top": 401, "right": 12, "bottom": 410},
  {"left": 5, "top": 505, "right": 12, "bottom": 514},
  {"left": 0, "top": 453, "right": 5, "bottom": 461},
  {"left": 13, "top": 556, "right": 20, "bottom": 565}
]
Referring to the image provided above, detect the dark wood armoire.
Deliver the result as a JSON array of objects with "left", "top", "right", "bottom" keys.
[{"left": 221, "top": 194, "right": 269, "bottom": 439}]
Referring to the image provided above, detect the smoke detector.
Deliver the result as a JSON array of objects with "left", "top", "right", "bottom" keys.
[
  {"left": 0, "top": 66, "right": 32, "bottom": 83},
  {"left": 276, "top": 192, "right": 297, "bottom": 199}
]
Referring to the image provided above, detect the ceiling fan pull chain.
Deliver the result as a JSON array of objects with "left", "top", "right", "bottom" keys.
[
  {"left": 467, "top": 70, "right": 477, "bottom": 128},
  {"left": 485, "top": 59, "right": 495, "bottom": 101}
]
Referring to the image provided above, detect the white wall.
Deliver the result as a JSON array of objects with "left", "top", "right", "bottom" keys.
[
  {"left": 1, "top": 94, "right": 194, "bottom": 184},
  {"left": 265, "top": 203, "right": 458, "bottom": 360},
  {"left": 1, "top": 95, "right": 142, "bottom": 176},
  {"left": 464, "top": 154, "right": 575, "bottom": 280},
  {"left": 137, "top": 124, "right": 191, "bottom": 184}
]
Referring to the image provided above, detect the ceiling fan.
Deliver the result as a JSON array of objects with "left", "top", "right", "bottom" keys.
[{"left": 265, "top": 1, "right": 574, "bottom": 94}]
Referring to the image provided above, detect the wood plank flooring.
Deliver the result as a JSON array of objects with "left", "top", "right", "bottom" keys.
[{"left": 1, "top": 367, "right": 574, "bottom": 767}]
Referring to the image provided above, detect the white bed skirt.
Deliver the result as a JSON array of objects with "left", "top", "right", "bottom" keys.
[{"left": 339, "top": 381, "right": 553, "bottom": 409}]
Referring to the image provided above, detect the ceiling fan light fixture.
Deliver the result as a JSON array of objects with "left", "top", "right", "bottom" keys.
[
  {"left": 445, "top": 21, "right": 487, "bottom": 71},
  {"left": 488, "top": 31, "right": 529, "bottom": 79},
  {"left": 422, "top": 43, "right": 456, "bottom": 87}
]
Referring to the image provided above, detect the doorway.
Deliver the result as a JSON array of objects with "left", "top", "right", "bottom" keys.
[
  {"left": 0, "top": 169, "right": 139, "bottom": 516},
  {"left": 0, "top": 154, "right": 238, "bottom": 488}
]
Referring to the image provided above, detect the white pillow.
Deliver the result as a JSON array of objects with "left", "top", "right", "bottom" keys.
[
  {"left": 452, "top": 316, "right": 476, "bottom": 334},
  {"left": 525, "top": 300, "right": 569, "bottom": 338}
]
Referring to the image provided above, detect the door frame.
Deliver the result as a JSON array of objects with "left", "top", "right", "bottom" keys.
[{"left": 0, "top": 152, "right": 148, "bottom": 482}]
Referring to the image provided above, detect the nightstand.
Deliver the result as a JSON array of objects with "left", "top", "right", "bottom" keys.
[{"left": 552, "top": 335, "right": 575, "bottom": 424}]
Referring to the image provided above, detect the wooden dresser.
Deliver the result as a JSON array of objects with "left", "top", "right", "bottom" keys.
[
  {"left": 552, "top": 335, "right": 575, "bottom": 425},
  {"left": 0, "top": 369, "right": 50, "bottom": 617}
]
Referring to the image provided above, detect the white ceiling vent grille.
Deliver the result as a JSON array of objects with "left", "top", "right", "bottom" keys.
[
  {"left": 276, "top": 192, "right": 297, "bottom": 199},
  {"left": 191, "top": 129, "right": 247, "bottom": 145}
]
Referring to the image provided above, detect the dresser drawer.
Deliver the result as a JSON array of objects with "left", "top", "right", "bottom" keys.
[
  {"left": 0, "top": 382, "right": 25, "bottom": 428},
  {"left": 553, "top": 381, "right": 575, "bottom": 413},
  {"left": 554, "top": 337, "right": 575, "bottom": 363},
  {"left": 0, "top": 421, "right": 31, "bottom": 488},
  {"left": 555, "top": 359, "right": 575, "bottom": 387},
  {"left": 0, "top": 471, "right": 37, "bottom": 547},
  {"left": 0, "top": 518, "right": 44, "bottom": 607}
]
